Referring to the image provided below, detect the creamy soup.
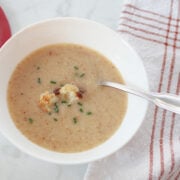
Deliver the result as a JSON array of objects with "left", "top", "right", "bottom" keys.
[{"left": 7, "top": 44, "right": 127, "bottom": 153}]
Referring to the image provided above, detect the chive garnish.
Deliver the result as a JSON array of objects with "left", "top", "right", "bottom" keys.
[
  {"left": 28, "top": 118, "right": 33, "bottom": 124},
  {"left": 74, "top": 66, "right": 79, "bottom": 70},
  {"left": 67, "top": 104, "right": 71, "bottom": 107},
  {"left": 77, "top": 102, "right": 83, "bottom": 106},
  {"left": 86, "top": 112, "right": 92, "bottom": 115},
  {"left": 73, "top": 117, "right": 77, "bottom": 124},
  {"left": 54, "top": 103, "right": 59, "bottom": 113},
  {"left": 79, "top": 108, "right": 84, "bottom": 113},
  {"left": 50, "top": 81, "right": 57, "bottom": 84},
  {"left": 37, "top": 77, "right": 41, "bottom": 84},
  {"left": 80, "top": 73, "right": 85, "bottom": 77},
  {"left": 37, "top": 66, "right": 40, "bottom": 70},
  {"left": 53, "top": 118, "right": 58, "bottom": 122},
  {"left": 60, "top": 84, "right": 64, "bottom": 87},
  {"left": 61, "top": 100, "right": 67, "bottom": 104}
]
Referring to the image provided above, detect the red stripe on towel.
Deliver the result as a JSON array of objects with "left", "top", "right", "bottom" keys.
[
  {"left": 175, "top": 170, "right": 180, "bottom": 180},
  {"left": 159, "top": 110, "right": 167, "bottom": 180},
  {"left": 149, "top": 0, "right": 174, "bottom": 179},
  {"left": 169, "top": 113, "right": 176, "bottom": 174},
  {"left": 149, "top": 106, "right": 159, "bottom": 180},
  {"left": 122, "top": 10, "right": 177, "bottom": 28},
  {"left": 120, "top": 23, "right": 180, "bottom": 42},
  {"left": 169, "top": 73, "right": 180, "bottom": 176},
  {"left": 118, "top": 29, "right": 180, "bottom": 49},
  {"left": 159, "top": 2, "right": 180, "bottom": 179},
  {"left": 118, "top": 29, "right": 165, "bottom": 45},
  {"left": 125, "top": 4, "right": 180, "bottom": 21},
  {"left": 120, "top": 17, "right": 179, "bottom": 34}
]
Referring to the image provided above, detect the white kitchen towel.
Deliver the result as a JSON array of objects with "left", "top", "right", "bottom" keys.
[{"left": 84, "top": 0, "right": 180, "bottom": 180}]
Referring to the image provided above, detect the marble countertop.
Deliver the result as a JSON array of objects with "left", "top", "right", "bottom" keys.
[{"left": 0, "top": 0, "right": 124, "bottom": 179}]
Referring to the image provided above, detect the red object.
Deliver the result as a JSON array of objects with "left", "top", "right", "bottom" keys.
[{"left": 0, "top": 6, "right": 11, "bottom": 47}]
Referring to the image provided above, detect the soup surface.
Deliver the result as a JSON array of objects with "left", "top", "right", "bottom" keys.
[{"left": 8, "top": 44, "right": 127, "bottom": 152}]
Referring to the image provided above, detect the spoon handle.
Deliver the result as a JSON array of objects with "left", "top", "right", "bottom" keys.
[
  {"left": 99, "top": 81, "right": 180, "bottom": 114},
  {"left": 152, "top": 93, "right": 180, "bottom": 114}
]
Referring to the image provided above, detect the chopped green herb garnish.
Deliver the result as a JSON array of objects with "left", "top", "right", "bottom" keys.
[
  {"left": 50, "top": 80, "right": 57, "bottom": 84},
  {"left": 60, "top": 84, "right": 64, "bottom": 87},
  {"left": 61, "top": 100, "right": 67, "bottom": 104},
  {"left": 37, "top": 77, "right": 41, "bottom": 84},
  {"left": 28, "top": 118, "right": 33, "bottom": 124},
  {"left": 37, "top": 66, "right": 40, "bottom": 70},
  {"left": 79, "top": 108, "right": 84, "bottom": 113},
  {"left": 67, "top": 104, "right": 71, "bottom": 107},
  {"left": 74, "top": 66, "right": 79, "bottom": 70},
  {"left": 77, "top": 102, "right": 83, "bottom": 106},
  {"left": 53, "top": 118, "right": 58, "bottom": 122},
  {"left": 73, "top": 117, "right": 77, "bottom": 124},
  {"left": 54, "top": 103, "right": 59, "bottom": 113},
  {"left": 86, "top": 112, "right": 92, "bottom": 115},
  {"left": 80, "top": 73, "right": 85, "bottom": 77}
]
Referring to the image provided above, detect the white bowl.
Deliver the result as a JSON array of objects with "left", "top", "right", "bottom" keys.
[{"left": 0, "top": 18, "right": 148, "bottom": 164}]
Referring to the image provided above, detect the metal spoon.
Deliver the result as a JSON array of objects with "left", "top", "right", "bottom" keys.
[{"left": 99, "top": 81, "right": 180, "bottom": 114}]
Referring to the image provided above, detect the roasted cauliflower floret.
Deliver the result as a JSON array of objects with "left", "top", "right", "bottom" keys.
[
  {"left": 60, "top": 84, "right": 79, "bottom": 104},
  {"left": 39, "top": 84, "right": 81, "bottom": 112},
  {"left": 39, "top": 91, "right": 58, "bottom": 112}
]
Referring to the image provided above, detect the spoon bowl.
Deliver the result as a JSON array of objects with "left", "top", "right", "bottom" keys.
[{"left": 99, "top": 81, "right": 180, "bottom": 114}]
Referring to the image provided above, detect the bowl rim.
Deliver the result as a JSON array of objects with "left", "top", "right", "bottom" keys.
[{"left": 0, "top": 17, "right": 149, "bottom": 164}]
